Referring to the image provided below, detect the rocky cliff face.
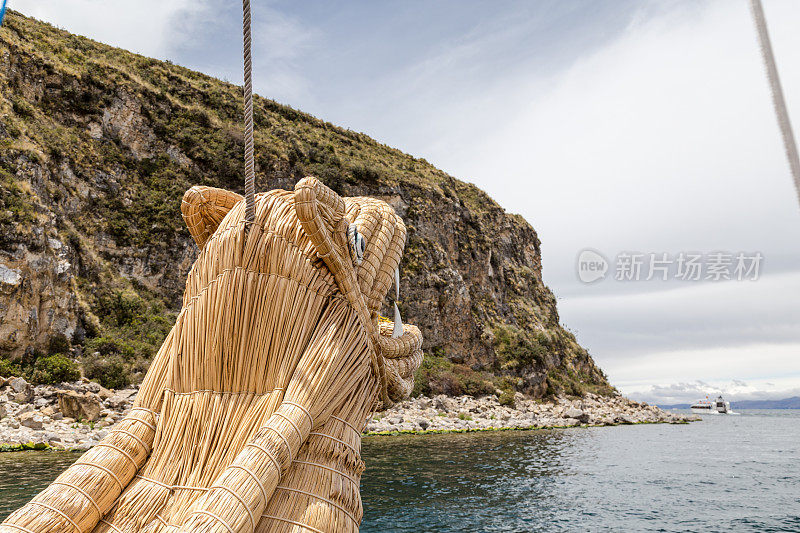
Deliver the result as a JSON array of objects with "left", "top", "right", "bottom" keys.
[{"left": 0, "top": 11, "right": 613, "bottom": 398}]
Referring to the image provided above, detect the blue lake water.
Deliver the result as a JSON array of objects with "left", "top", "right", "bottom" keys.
[{"left": 2, "top": 410, "right": 799, "bottom": 532}]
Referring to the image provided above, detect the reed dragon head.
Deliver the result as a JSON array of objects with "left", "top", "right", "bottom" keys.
[{"left": 180, "top": 177, "right": 422, "bottom": 409}]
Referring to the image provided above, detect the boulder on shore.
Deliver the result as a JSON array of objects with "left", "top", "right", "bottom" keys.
[
  {"left": 8, "top": 377, "right": 33, "bottom": 404},
  {"left": 565, "top": 407, "right": 590, "bottom": 423},
  {"left": 58, "top": 390, "right": 101, "bottom": 422},
  {"left": 18, "top": 411, "right": 45, "bottom": 430}
]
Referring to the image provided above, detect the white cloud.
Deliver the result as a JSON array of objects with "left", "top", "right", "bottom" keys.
[
  {"left": 423, "top": 0, "right": 800, "bottom": 266},
  {"left": 10, "top": 0, "right": 207, "bottom": 60},
  {"left": 558, "top": 271, "right": 800, "bottom": 356},
  {"left": 250, "top": 9, "right": 319, "bottom": 106},
  {"left": 628, "top": 378, "right": 800, "bottom": 405},
  {"left": 560, "top": 272, "right": 800, "bottom": 402},
  {"left": 609, "top": 342, "right": 800, "bottom": 392}
]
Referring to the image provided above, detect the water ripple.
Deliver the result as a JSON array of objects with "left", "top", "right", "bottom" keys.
[{"left": 360, "top": 410, "right": 800, "bottom": 532}]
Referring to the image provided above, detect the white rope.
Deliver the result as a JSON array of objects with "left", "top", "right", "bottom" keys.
[
  {"left": 26, "top": 502, "right": 80, "bottom": 533},
  {"left": 274, "top": 486, "right": 360, "bottom": 527},
  {"left": 50, "top": 481, "right": 102, "bottom": 518},
  {"left": 283, "top": 401, "right": 314, "bottom": 430},
  {"left": 130, "top": 406, "right": 159, "bottom": 418},
  {"left": 274, "top": 411, "right": 303, "bottom": 443},
  {"left": 331, "top": 415, "right": 361, "bottom": 436},
  {"left": 261, "top": 514, "right": 325, "bottom": 533},
  {"left": 100, "top": 519, "right": 125, "bottom": 533},
  {"left": 135, "top": 475, "right": 171, "bottom": 490},
  {"left": 164, "top": 387, "right": 282, "bottom": 396},
  {"left": 94, "top": 442, "right": 138, "bottom": 470},
  {"left": 292, "top": 459, "right": 359, "bottom": 487},
  {"left": 245, "top": 441, "right": 282, "bottom": 473},
  {"left": 209, "top": 484, "right": 255, "bottom": 532},
  {"left": 135, "top": 475, "right": 212, "bottom": 492},
  {"left": 2, "top": 523, "right": 36, "bottom": 533},
  {"left": 308, "top": 432, "right": 360, "bottom": 457},
  {"left": 242, "top": 0, "right": 256, "bottom": 225},
  {"left": 74, "top": 461, "right": 124, "bottom": 491},
  {"left": 191, "top": 510, "right": 236, "bottom": 533},
  {"left": 227, "top": 464, "right": 268, "bottom": 508},
  {"left": 112, "top": 428, "right": 151, "bottom": 453},
  {"left": 128, "top": 415, "right": 156, "bottom": 433},
  {"left": 749, "top": 0, "right": 800, "bottom": 207},
  {"left": 172, "top": 484, "right": 209, "bottom": 492},
  {"left": 264, "top": 424, "right": 293, "bottom": 465}
]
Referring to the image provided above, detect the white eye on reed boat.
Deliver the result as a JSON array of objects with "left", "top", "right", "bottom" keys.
[{"left": 348, "top": 223, "right": 366, "bottom": 265}]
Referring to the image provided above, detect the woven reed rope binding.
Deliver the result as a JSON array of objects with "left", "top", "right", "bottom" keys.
[
  {"left": 1, "top": 179, "right": 421, "bottom": 533},
  {"left": 98, "top": 520, "right": 123, "bottom": 533},
  {"left": 133, "top": 451, "right": 363, "bottom": 512},
  {"left": 261, "top": 514, "right": 325, "bottom": 533},
  {"left": 3, "top": 526, "right": 35, "bottom": 533}
]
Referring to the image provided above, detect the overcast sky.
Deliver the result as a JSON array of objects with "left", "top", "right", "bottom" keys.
[{"left": 10, "top": 0, "right": 800, "bottom": 404}]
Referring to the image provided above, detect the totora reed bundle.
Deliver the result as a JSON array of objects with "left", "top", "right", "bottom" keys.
[{"left": 2, "top": 177, "right": 423, "bottom": 533}]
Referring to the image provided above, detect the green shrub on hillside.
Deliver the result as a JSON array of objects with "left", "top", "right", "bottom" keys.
[
  {"left": 545, "top": 366, "right": 615, "bottom": 398},
  {"left": 29, "top": 354, "right": 80, "bottom": 385},
  {"left": 0, "top": 358, "right": 22, "bottom": 378},
  {"left": 498, "top": 389, "right": 516, "bottom": 406},
  {"left": 82, "top": 355, "right": 128, "bottom": 389},
  {"left": 97, "top": 289, "right": 145, "bottom": 328},
  {"left": 11, "top": 96, "right": 35, "bottom": 118},
  {"left": 84, "top": 336, "right": 136, "bottom": 359},
  {"left": 0, "top": 168, "right": 37, "bottom": 231},
  {"left": 77, "top": 284, "right": 175, "bottom": 387},
  {"left": 413, "top": 353, "right": 497, "bottom": 398},
  {"left": 493, "top": 324, "right": 549, "bottom": 372},
  {"left": 349, "top": 162, "right": 383, "bottom": 184}
]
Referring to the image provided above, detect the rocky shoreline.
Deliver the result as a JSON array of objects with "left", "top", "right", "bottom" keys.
[
  {"left": 366, "top": 392, "right": 697, "bottom": 434},
  {"left": 0, "top": 376, "right": 136, "bottom": 451},
  {"left": 0, "top": 377, "right": 698, "bottom": 451}
]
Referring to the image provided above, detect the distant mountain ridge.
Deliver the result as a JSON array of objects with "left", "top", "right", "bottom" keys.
[
  {"left": 731, "top": 397, "right": 800, "bottom": 409},
  {"left": 657, "top": 396, "right": 800, "bottom": 410}
]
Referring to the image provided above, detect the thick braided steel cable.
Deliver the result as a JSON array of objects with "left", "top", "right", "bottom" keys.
[
  {"left": 243, "top": 0, "right": 256, "bottom": 226},
  {"left": 749, "top": 0, "right": 800, "bottom": 208}
]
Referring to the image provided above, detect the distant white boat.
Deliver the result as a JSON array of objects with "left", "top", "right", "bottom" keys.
[{"left": 691, "top": 395, "right": 738, "bottom": 415}]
